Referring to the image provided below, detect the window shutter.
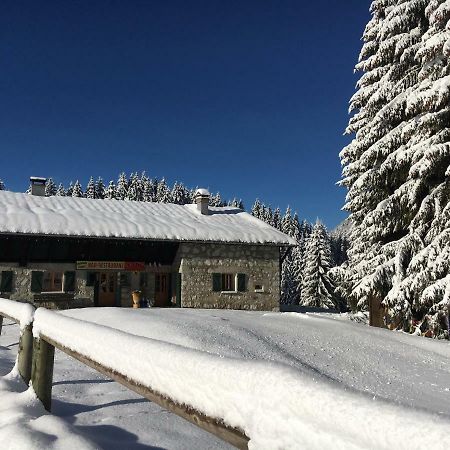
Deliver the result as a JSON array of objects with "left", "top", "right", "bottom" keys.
[
  {"left": 31, "top": 271, "right": 43, "bottom": 293},
  {"left": 0, "top": 271, "right": 13, "bottom": 292},
  {"left": 64, "top": 271, "right": 76, "bottom": 292},
  {"left": 212, "top": 273, "right": 222, "bottom": 292},
  {"left": 237, "top": 273, "right": 246, "bottom": 292},
  {"left": 86, "top": 272, "right": 96, "bottom": 287}
]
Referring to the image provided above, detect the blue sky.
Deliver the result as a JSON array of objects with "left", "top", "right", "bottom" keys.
[{"left": 1, "top": 0, "right": 370, "bottom": 228}]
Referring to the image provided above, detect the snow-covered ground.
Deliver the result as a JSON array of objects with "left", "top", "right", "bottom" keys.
[{"left": 1, "top": 308, "right": 450, "bottom": 449}]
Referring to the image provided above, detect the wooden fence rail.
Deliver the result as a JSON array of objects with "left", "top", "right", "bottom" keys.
[{"left": 0, "top": 303, "right": 35, "bottom": 385}]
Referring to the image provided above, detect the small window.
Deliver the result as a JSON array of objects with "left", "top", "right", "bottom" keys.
[
  {"left": 254, "top": 284, "right": 264, "bottom": 293},
  {"left": 222, "top": 274, "right": 235, "bottom": 292},
  {"left": 43, "top": 271, "right": 63, "bottom": 292},
  {"left": 0, "top": 271, "right": 13, "bottom": 293}
]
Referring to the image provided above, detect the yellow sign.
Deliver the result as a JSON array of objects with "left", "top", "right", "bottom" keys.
[{"left": 76, "top": 261, "right": 146, "bottom": 271}]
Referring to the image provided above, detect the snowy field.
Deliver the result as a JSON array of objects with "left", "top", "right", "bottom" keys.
[{"left": 1, "top": 308, "right": 450, "bottom": 449}]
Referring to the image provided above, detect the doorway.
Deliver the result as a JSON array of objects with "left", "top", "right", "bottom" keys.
[
  {"left": 155, "top": 273, "right": 170, "bottom": 307},
  {"left": 98, "top": 272, "right": 117, "bottom": 307}
]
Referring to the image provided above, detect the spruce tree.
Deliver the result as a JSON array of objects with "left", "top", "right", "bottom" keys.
[
  {"left": 0, "top": 179, "right": 4, "bottom": 190},
  {"left": 85, "top": 176, "right": 96, "bottom": 199},
  {"left": 127, "top": 173, "right": 142, "bottom": 201},
  {"left": 45, "top": 178, "right": 57, "bottom": 197},
  {"left": 251, "top": 199, "right": 262, "bottom": 219},
  {"left": 301, "top": 220, "right": 337, "bottom": 309},
  {"left": 156, "top": 178, "right": 171, "bottom": 203},
  {"left": 115, "top": 172, "right": 128, "bottom": 200},
  {"left": 341, "top": 0, "right": 450, "bottom": 334},
  {"left": 66, "top": 182, "right": 74, "bottom": 197},
  {"left": 55, "top": 183, "right": 66, "bottom": 196},
  {"left": 104, "top": 180, "right": 116, "bottom": 199},
  {"left": 72, "top": 180, "right": 84, "bottom": 198},
  {"left": 95, "top": 177, "right": 105, "bottom": 199}
]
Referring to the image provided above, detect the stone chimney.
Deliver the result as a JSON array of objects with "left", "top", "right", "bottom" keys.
[
  {"left": 195, "top": 188, "right": 210, "bottom": 215},
  {"left": 30, "top": 177, "right": 47, "bottom": 196}
]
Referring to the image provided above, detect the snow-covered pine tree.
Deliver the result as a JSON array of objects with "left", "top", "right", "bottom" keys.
[
  {"left": 272, "top": 207, "right": 281, "bottom": 230},
  {"left": 127, "top": 172, "right": 142, "bottom": 201},
  {"left": 301, "top": 220, "right": 337, "bottom": 309},
  {"left": 341, "top": 0, "right": 450, "bottom": 335},
  {"left": 45, "top": 178, "right": 57, "bottom": 197},
  {"left": 172, "top": 182, "right": 190, "bottom": 205},
  {"left": 55, "top": 183, "right": 66, "bottom": 196},
  {"left": 115, "top": 172, "right": 128, "bottom": 200},
  {"left": 0, "top": 179, "right": 4, "bottom": 190},
  {"left": 280, "top": 207, "right": 299, "bottom": 304},
  {"left": 66, "top": 182, "right": 74, "bottom": 197},
  {"left": 209, "top": 192, "right": 223, "bottom": 207},
  {"left": 104, "top": 180, "right": 116, "bottom": 199},
  {"left": 141, "top": 173, "right": 152, "bottom": 202},
  {"left": 251, "top": 199, "right": 262, "bottom": 219},
  {"left": 156, "top": 178, "right": 171, "bottom": 203},
  {"left": 95, "top": 177, "right": 105, "bottom": 199},
  {"left": 85, "top": 176, "right": 96, "bottom": 199},
  {"left": 72, "top": 180, "right": 84, "bottom": 198}
]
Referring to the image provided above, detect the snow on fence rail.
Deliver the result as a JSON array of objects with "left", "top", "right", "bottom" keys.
[
  {"left": 0, "top": 298, "right": 35, "bottom": 384},
  {"left": 31, "top": 308, "right": 450, "bottom": 450}
]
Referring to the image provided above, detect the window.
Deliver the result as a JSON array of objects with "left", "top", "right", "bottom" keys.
[
  {"left": 43, "top": 271, "right": 63, "bottom": 292},
  {"left": 212, "top": 273, "right": 246, "bottom": 293},
  {"left": 254, "top": 283, "right": 264, "bottom": 292},
  {"left": 31, "top": 271, "right": 76, "bottom": 293},
  {"left": 0, "top": 271, "right": 13, "bottom": 293}
]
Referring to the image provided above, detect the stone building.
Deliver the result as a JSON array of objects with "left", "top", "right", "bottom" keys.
[{"left": 0, "top": 178, "right": 295, "bottom": 310}]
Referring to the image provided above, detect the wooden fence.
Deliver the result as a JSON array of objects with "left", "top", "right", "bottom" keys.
[
  {"left": 0, "top": 303, "right": 34, "bottom": 385},
  {"left": 0, "top": 300, "right": 249, "bottom": 450}
]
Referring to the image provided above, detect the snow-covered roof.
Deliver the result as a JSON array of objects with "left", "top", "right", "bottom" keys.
[{"left": 0, "top": 191, "right": 296, "bottom": 246}]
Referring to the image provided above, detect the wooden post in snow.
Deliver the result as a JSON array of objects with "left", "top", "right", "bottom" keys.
[
  {"left": 31, "top": 337, "right": 55, "bottom": 412},
  {"left": 17, "top": 324, "right": 34, "bottom": 384},
  {"left": 0, "top": 315, "right": 3, "bottom": 335}
]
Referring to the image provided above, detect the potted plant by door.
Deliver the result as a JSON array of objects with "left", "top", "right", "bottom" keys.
[{"left": 132, "top": 290, "right": 142, "bottom": 309}]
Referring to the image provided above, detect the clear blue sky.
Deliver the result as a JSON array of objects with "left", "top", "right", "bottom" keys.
[{"left": 1, "top": 0, "right": 370, "bottom": 229}]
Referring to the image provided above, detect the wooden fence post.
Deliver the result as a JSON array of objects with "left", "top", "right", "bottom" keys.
[
  {"left": 17, "top": 324, "right": 34, "bottom": 385},
  {"left": 31, "top": 337, "right": 55, "bottom": 412},
  {"left": 0, "top": 315, "right": 3, "bottom": 335}
]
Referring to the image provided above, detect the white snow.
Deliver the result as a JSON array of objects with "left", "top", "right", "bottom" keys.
[
  {"left": 0, "top": 298, "right": 35, "bottom": 329},
  {"left": 29, "top": 307, "right": 450, "bottom": 450},
  {"left": 0, "top": 190, "right": 295, "bottom": 245},
  {"left": 0, "top": 342, "right": 97, "bottom": 450}
]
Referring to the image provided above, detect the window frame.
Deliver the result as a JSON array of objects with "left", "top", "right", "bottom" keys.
[{"left": 42, "top": 271, "right": 64, "bottom": 293}]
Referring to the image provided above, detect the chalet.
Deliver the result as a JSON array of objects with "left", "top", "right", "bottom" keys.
[{"left": 0, "top": 178, "right": 295, "bottom": 310}]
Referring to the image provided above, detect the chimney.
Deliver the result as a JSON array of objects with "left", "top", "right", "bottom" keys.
[
  {"left": 195, "top": 188, "right": 210, "bottom": 215},
  {"left": 30, "top": 177, "right": 47, "bottom": 196}
]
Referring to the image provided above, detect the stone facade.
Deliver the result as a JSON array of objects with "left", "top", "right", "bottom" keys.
[
  {"left": 176, "top": 243, "right": 280, "bottom": 311},
  {"left": 0, "top": 242, "right": 282, "bottom": 311},
  {"left": 0, "top": 262, "right": 94, "bottom": 309}
]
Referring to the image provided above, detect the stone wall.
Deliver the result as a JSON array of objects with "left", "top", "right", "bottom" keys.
[
  {"left": 177, "top": 243, "right": 280, "bottom": 311},
  {"left": 0, "top": 263, "right": 94, "bottom": 308}
]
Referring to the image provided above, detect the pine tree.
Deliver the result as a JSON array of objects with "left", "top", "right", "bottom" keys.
[
  {"left": 141, "top": 175, "right": 152, "bottom": 202},
  {"left": 55, "top": 183, "right": 66, "bottom": 196},
  {"left": 66, "top": 182, "right": 74, "bottom": 197},
  {"left": 0, "top": 179, "right": 4, "bottom": 190},
  {"left": 127, "top": 172, "right": 142, "bottom": 201},
  {"left": 156, "top": 178, "right": 171, "bottom": 203},
  {"left": 172, "top": 182, "right": 190, "bottom": 205},
  {"left": 210, "top": 192, "right": 224, "bottom": 207},
  {"left": 95, "top": 177, "right": 105, "bottom": 199},
  {"left": 85, "top": 176, "right": 96, "bottom": 199},
  {"left": 104, "top": 180, "right": 116, "bottom": 199},
  {"left": 251, "top": 199, "right": 262, "bottom": 219},
  {"left": 72, "top": 180, "right": 83, "bottom": 198},
  {"left": 45, "top": 178, "right": 57, "bottom": 197},
  {"left": 301, "top": 220, "right": 337, "bottom": 309},
  {"left": 115, "top": 172, "right": 128, "bottom": 200},
  {"left": 341, "top": 0, "right": 450, "bottom": 335}
]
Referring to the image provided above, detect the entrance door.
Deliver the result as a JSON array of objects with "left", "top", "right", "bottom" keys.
[
  {"left": 155, "top": 273, "right": 169, "bottom": 307},
  {"left": 98, "top": 272, "right": 116, "bottom": 307}
]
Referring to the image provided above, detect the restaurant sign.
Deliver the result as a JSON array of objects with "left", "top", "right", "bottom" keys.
[{"left": 76, "top": 261, "right": 146, "bottom": 271}]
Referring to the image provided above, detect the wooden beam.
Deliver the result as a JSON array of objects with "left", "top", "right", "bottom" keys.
[
  {"left": 31, "top": 337, "right": 55, "bottom": 412},
  {"left": 41, "top": 334, "right": 249, "bottom": 449},
  {"left": 17, "top": 324, "right": 33, "bottom": 384}
]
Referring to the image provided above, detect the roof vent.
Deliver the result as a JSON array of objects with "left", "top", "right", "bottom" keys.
[
  {"left": 30, "top": 176, "right": 47, "bottom": 196},
  {"left": 195, "top": 188, "right": 210, "bottom": 215}
]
